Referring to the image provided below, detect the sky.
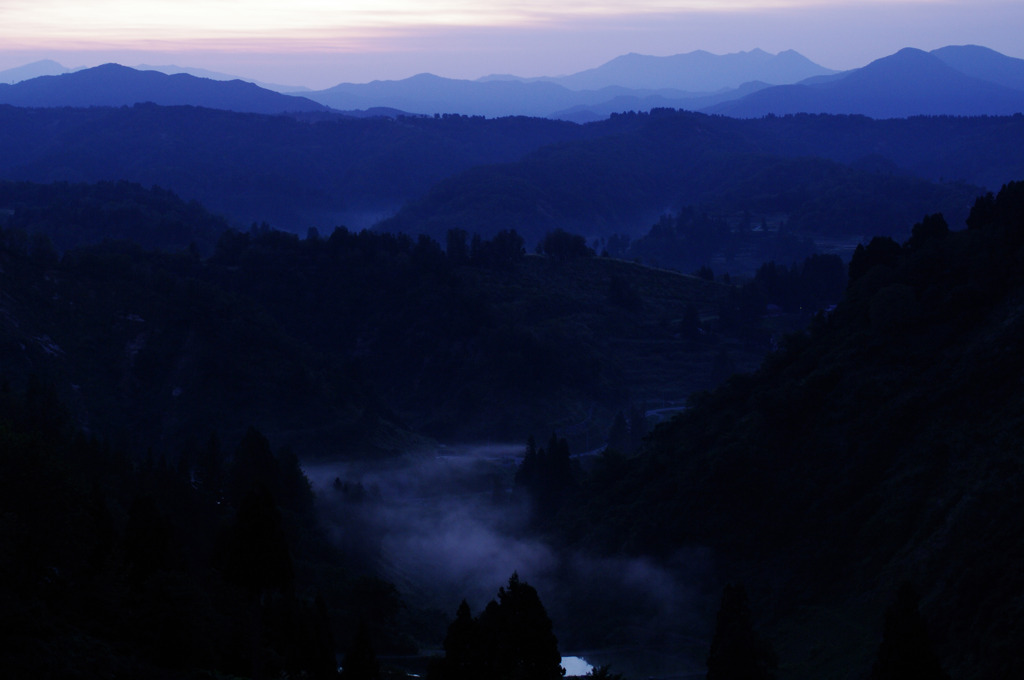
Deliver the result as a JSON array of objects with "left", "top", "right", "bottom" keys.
[{"left": 1, "top": 0, "right": 1022, "bottom": 89}]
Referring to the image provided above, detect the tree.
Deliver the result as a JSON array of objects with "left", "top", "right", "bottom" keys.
[
  {"left": 848, "top": 236, "right": 903, "bottom": 285},
  {"left": 221, "top": 486, "right": 294, "bottom": 598},
  {"left": 706, "top": 584, "right": 776, "bottom": 680},
  {"left": 123, "top": 494, "right": 173, "bottom": 584},
  {"left": 539, "top": 229, "right": 594, "bottom": 261},
  {"left": 907, "top": 213, "right": 949, "bottom": 251},
  {"left": 477, "top": 573, "right": 565, "bottom": 680},
  {"left": 433, "top": 574, "right": 564, "bottom": 680},
  {"left": 869, "top": 582, "right": 949, "bottom": 680},
  {"left": 341, "top": 621, "right": 380, "bottom": 680},
  {"left": 446, "top": 228, "right": 470, "bottom": 264},
  {"left": 228, "top": 427, "right": 279, "bottom": 506},
  {"left": 515, "top": 434, "right": 575, "bottom": 516},
  {"left": 436, "top": 600, "right": 480, "bottom": 680}
]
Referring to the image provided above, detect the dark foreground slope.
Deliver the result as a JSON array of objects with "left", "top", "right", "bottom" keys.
[{"left": 570, "top": 182, "right": 1024, "bottom": 679}]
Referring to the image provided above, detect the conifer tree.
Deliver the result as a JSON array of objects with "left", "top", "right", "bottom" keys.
[
  {"left": 869, "top": 582, "right": 949, "bottom": 680},
  {"left": 341, "top": 622, "right": 380, "bottom": 680},
  {"left": 706, "top": 584, "right": 776, "bottom": 680}
]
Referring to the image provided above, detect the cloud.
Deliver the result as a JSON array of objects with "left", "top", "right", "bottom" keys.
[{"left": 0, "top": 0, "right": 967, "bottom": 49}]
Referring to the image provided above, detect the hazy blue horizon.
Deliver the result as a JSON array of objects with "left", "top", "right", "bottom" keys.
[{"left": 1, "top": 1, "right": 1022, "bottom": 89}]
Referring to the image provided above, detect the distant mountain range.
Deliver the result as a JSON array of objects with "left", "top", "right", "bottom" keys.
[
  {"left": 305, "top": 48, "right": 835, "bottom": 118},
  {"left": 0, "top": 58, "right": 71, "bottom": 84},
  {"left": 0, "top": 45, "right": 1022, "bottom": 120},
  {"left": 710, "top": 46, "right": 1024, "bottom": 118},
  {"left": 516, "top": 48, "right": 835, "bottom": 91}
]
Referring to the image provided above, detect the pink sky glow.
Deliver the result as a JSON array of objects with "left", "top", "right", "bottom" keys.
[{"left": 0, "top": 0, "right": 1021, "bottom": 88}]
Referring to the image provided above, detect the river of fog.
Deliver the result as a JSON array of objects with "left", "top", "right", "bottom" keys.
[{"left": 303, "top": 443, "right": 714, "bottom": 678}]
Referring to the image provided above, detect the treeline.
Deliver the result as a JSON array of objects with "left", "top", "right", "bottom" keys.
[
  {"left": 602, "top": 206, "right": 825, "bottom": 278},
  {"left": 0, "top": 179, "right": 228, "bottom": 255}
]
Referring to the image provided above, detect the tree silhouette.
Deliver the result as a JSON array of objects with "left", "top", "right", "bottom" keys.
[
  {"left": 539, "top": 228, "right": 593, "bottom": 261},
  {"left": 221, "top": 486, "right": 293, "bottom": 598},
  {"left": 869, "top": 582, "right": 949, "bottom": 680},
  {"left": 433, "top": 574, "right": 564, "bottom": 680},
  {"left": 907, "top": 213, "right": 949, "bottom": 251},
  {"left": 479, "top": 573, "right": 564, "bottom": 680},
  {"left": 706, "top": 583, "right": 776, "bottom": 680},
  {"left": 341, "top": 621, "right": 380, "bottom": 680},
  {"left": 123, "top": 494, "right": 172, "bottom": 584},
  {"left": 515, "top": 434, "right": 575, "bottom": 516},
  {"left": 436, "top": 600, "right": 480, "bottom": 680}
]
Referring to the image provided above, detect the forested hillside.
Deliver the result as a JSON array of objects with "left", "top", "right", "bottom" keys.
[
  {"left": 379, "top": 109, "right": 995, "bottom": 248},
  {"left": 1, "top": 104, "right": 1023, "bottom": 247},
  {"left": 565, "top": 181, "right": 1024, "bottom": 679},
  {"left": 2, "top": 181, "right": 796, "bottom": 453},
  {"left": 0, "top": 180, "right": 228, "bottom": 254},
  {"left": 0, "top": 104, "right": 586, "bottom": 230}
]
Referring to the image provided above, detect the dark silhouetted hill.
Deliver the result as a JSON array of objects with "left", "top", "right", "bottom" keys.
[
  {"left": 0, "top": 180, "right": 228, "bottom": 254},
  {"left": 569, "top": 181, "right": 1024, "bottom": 679},
  {"left": 379, "top": 109, "right": 983, "bottom": 248},
  {"left": 0, "top": 104, "right": 585, "bottom": 230},
  {"left": 0, "top": 104, "right": 1022, "bottom": 247}
]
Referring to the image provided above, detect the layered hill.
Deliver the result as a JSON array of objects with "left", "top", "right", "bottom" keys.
[
  {"left": 0, "top": 58, "right": 70, "bottom": 84},
  {"left": 538, "top": 48, "right": 834, "bottom": 92},
  {"left": 0, "top": 104, "right": 585, "bottom": 230},
  {"left": 379, "top": 109, "right": 987, "bottom": 248},
  {"left": 0, "top": 103, "right": 1022, "bottom": 252},
  {"left": 711, "top": 47, "right": 1024, "bottom": 118},
  {"left": 0, "top": 63, "right": 327, "bottom": 114}
]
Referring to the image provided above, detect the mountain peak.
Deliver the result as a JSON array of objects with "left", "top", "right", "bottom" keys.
[
  {"left": 0, "top": 59, "right": 71, "bottom": 85},
  {"left": 0, "top": 63, "right": 327, "bottom": 114},
  {"left": 549, "top": 48, "right": 833, "bottom": 93},
  {"left": 708, "top": 45, "right": 1024, "bottom": 119}
]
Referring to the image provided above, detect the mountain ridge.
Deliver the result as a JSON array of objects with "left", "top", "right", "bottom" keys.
[
  {"left": 0, "top": 63, "right": 328, "bottom": 114},
  {"left": 5, "top": 46, "right": 1024, "bottom": 120},
  {"left": 709, "top": 47, "right": 1024, "bottom": 118},
  {"left": 537, "top": 47, "right": 835, "bottom": 92}
]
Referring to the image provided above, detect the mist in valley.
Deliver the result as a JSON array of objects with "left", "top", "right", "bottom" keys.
[{"left": 304, "top": 443, "right": 716, "bottom": 675}]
